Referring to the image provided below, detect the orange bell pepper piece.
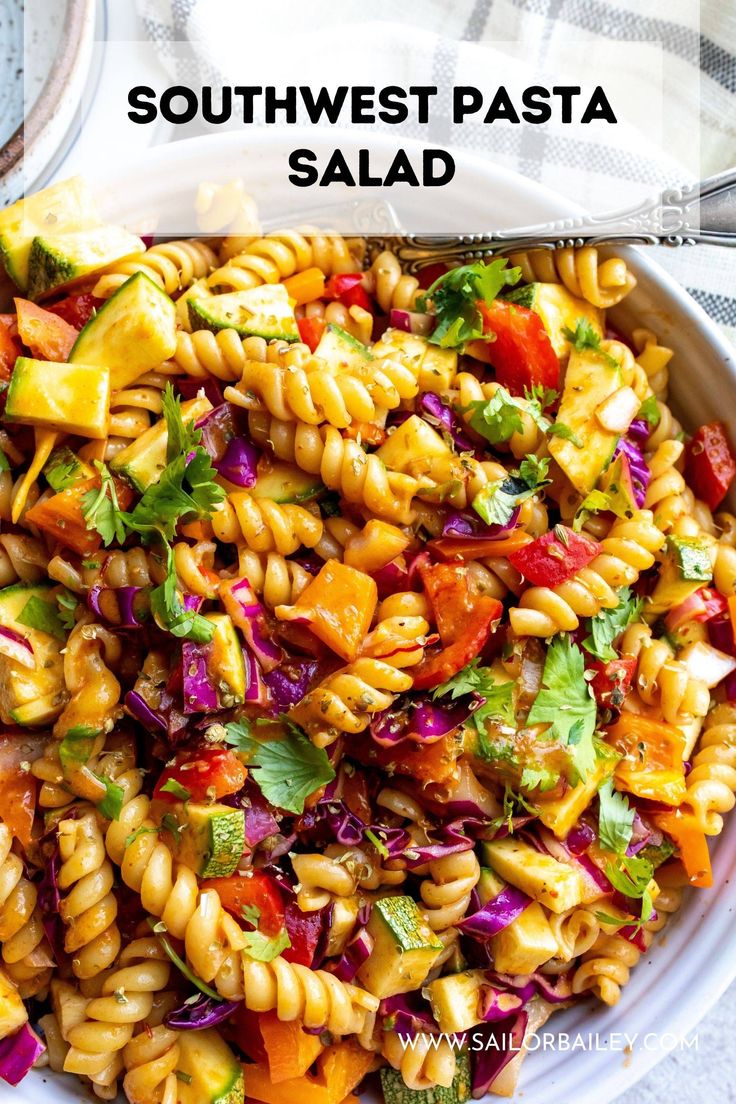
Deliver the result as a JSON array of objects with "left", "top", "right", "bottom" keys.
[
  {"left": 283, "top": 268, "right": 326, "bottom": 306},
  {"left": 244, "top": 1039, "right": 374, "bottom": 1104},
  {"left": 652, "top": 809, "right": 712, "bottom": 888},
  {"left": 15, "top": 298, "right": 78, "bottom": 362},
  {"left": 728, "top": 595, "right": 736, "bottom": 649},
  {"left": 606, "top": 713, "right": 687, "bottom": 806},
  {"left": 25, "top": 475, "right": 134, "bottom": 556},
  {"left": 0, "top": 314, "right": 20, "bottom": 379},
  {"left": 260, "top": 1013, "right": 325, "bottom": 1083},
  {"left": 0, "top": 733, "right": 42, "bottom": 850},
  {"left": 429, "top": 531, "right": 534, "bottom": 561},
  {"left": 279, "top": 559, "right": 377, "bottom": 662}
]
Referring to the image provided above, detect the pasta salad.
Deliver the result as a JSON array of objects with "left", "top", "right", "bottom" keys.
[{"left": 0, "top": 177, "right": 734, "bottom": 1103}]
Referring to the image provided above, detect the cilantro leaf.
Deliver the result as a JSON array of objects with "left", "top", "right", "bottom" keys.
[
  {"left": 605, "top": 853, "right": 654, "bottom": 899},
  {"left": 464, "top": 386, "right": 549, "bottom": 446},
  {"left": 82, "top": 462, "right": 127, "bottom": 547},
  {"left": 472, "top": 457, "right": 551, "bottom": 529},
  {"left": 56, "top": 589, "right": 78, "bottom": 632},
  {"left": 161, "top": 811, "right": 184, "bottom": 846},
  {"left": 597, "top": 778, "right": 635, "bottom": 854},
  {"left": 547, "top": 421, "right": 583, "bottom": 448},
  {"left": 520, "top": 765, "right": 559, "bottom": 792},
  {"left": 583, "top": 588, "right": 643, "bottom": 662},
  {"left": 417, "top": 260, "right": 521, "bottom": 351},
  {"left": 527, "top": 635, "right": 598, "bottom": 781},
  {"left": 160, "top": 778, "right": 191, "bottom": 802},
  {"left": 124, "top": 824, "right": 159, "bottom": 850},
  {"left": 161, "top": 383, "right": 201, "bottom": 464},
  {"left": 561, "top": 317, "right": 603, "bottom": 352},
  {"left": 150, "top": 541, "right": 215, "bottom": 643},
  {"left": 241, "top": 904, "right": 261, "bottom": 926},
  {"left": 96, "top": 775, "right": 124, "bottom": 820},
  {"left": 242, "top": 927, "right": 291, "bottom": 962},
  {"left": 225, "top": 720, "right": 335, "bottom": 814},
  {"left": 17, "top": 594, "right": 66, "bottom": 640},
  {"left": 58, "top": 725, "right": 100, "bottom": 771},
  {"left": 433, "top": 658, "right": 516, "bottom": 733},
  {"left": 637, "top": 394, "right": 661, "bottom": 428}
]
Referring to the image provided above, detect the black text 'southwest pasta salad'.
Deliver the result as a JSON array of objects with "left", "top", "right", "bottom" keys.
[{"left": 0, "top": 177, "right": 734, "bottom": 1103}]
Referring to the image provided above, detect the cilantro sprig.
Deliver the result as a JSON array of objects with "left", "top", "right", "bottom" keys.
[
  {"left": 417, "top": 260, "right": 521, "bottom": 350},
  {"left": 472, "top": 455, "right": 550, "bottom": 528},
  {"left": 527, "top": 635, "right": 598, "bottom": 781},
  {"left": 224, "top": 718, "right": 335, "bottom": 814},
  {"left": 582, "top": 588, "right": 643, "bottom": 663}
]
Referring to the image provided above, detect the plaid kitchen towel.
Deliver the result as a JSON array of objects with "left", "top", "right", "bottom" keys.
[{"left": 137, "top": 0, "right": 736, "bottom": 343}]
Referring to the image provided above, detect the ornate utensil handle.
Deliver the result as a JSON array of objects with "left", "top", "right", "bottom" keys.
[{"left": 368, "top": 169, "right": 736, "bottom": 272}]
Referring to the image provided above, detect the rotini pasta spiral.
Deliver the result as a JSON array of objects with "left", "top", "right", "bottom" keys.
[
  {"left": 621, "top": 623, "right": 710, "bottom": 724},
  {"left": 58, "top": 811, "right": 121, "bottom": 979},
  {"left": 54, "top": 620, "right": 123, "bottom": 739},
  {"left": 0, "top": 821, "right": 53, "bottom": 999},
  {"left": 633, "top": 328, "right": 673, "bottom": 401},
  {"left": 509, "top": 510, "right": 665, "bottom": 636},
  {"left": 93, "top": 240, "right": 217, "bottom": 299},
  {"left": 55, "top": 936, "right": 172, "bottom": 1093},
  {"left": 202, "top": 227, "right": 357, "bottom": 295},
  {"left": 419, "top": 850, "right": 480, "bottom": 932},
  {"left": 506, "top": 245, "right": 636, "bottom": 308},
  {"left": 122, "top": 1024, "right": 180, "bottom": 1104},
  {"left": 572, "top": 887, "right": 682, "bottom": 1005},
  {"left": 212, "top": 492, "right": 323, "bottom": 555},
  {"left": 683, "top": 702, "right": 736, "bottom": 834},
  {"left": 299, "top": 298, "right": 373, "bottom": 345},
  {"left": 289, "top": 657, "right": 415, "bottom": 747},
  {"left": 227, "top": 354, "right": 382, "bottom": 428},
  {"left": 241, "top": 955, "right": 378, "bottom": 1035},
  {"left": 364, "top": 251, "right": 420, "bottom": 314},
  {"left": 548, "top": 906, "right": 601, "bottom": 962},
  {"left": 381, "top": 1030, "right": 456, "bottom": 1090},
  {"left": 247, "top": 413, "right": 424, "bottom": 524},
  {"left": 169, "top": 330, "right": 292, "bottom": 383}
]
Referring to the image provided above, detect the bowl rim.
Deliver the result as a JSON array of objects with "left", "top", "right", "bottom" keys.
[{"left": 0, "top": 0, "right": 97, "bottom": 181}]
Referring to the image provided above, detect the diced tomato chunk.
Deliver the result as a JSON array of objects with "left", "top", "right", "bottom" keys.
[
  {"left": 154, "top": 746, "right": 247, "bottom": 803},
  {"left": 466, "top": 299, "right": 560, "bottom": 394},
  {"left": 686, "top": 422, "right": 736, "bottom": 510},
  {"left": 508, "top": 526, "right": 598, "bottom": 587}
]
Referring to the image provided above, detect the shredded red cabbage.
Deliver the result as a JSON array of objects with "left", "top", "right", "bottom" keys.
[
  {"left": 329, "top": 928, "right": 373, "bottom": 982},
  {"left": 215, "top": 436, "right": 260, "bottom": 487},
  {"left": 0, "top": 1024, "right": 45, "bottom": 1086},
  {"left": 36, "top": 844, "right": 67, "bottom": 966},
  {"left": 479, "top": 987, "right": 524, "bottom": 1022},
  {"left": 370, "top": 697, "right": 475, "bottom": 747},
  {"left": 223, "top": 781, "right": 280, "bottom": 847},
  {"left": 380, "top": 993, "right": 438, "bottom": 1040},
  {"left": 177, "top": 377, "right": 224, "bottom": 406},
  {"left": 164, "top": 993, "right": 241, "bottom": 1030},
  {"left": 264, "top": 661, "right": 319, "bottom": 710},
  {"left": 230, "top": 578, "right": 282, "bottom": 671},
  {"left": 88, "top": 585, "right": 148, "bottom": 628},
  {"left": 565, "top": 821, "right": 596, "bottom": 854},
  {"left": 419, "top": 392, "right": 475, "bottom": 452},
  {"left": 457, "top": 885, "right": 531, "bottom": 939},
  {"left": 470, "top": 1010, "right": 528, "bottom": 1098},
  {"left": 441, "top": 508, "right": 520, "bottom": 541},
  {"left": 0, "top": 626, "right": 35, "bottom": 668},
  {"left": 613, "top": 438, "right": 650, "bottom": 508}
]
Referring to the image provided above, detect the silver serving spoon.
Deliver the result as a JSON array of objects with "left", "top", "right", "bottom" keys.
[{"left": 362, "top": 168, "right": 736, "bottom": 271}]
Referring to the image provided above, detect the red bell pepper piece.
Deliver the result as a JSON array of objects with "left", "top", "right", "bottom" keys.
[
  {"left": 467, "top": 299, "right": 560, "bottom": 394},
  {"left": 417, "top": 262, "right": 451, "bottom": 290},
  {"left": 201, "top": 871, "right": 285, "bottom": 936},
  {"left": 282, "top": 901, "right": 326, "bottom": 966},
  {"left": 0, "top": 314, "right": 20, "bottom": 380},
  {"left": 154, "top": 746, "right": 247, "bottom": 804},
  {"left": 589, "top": 656, "right": 636, "bottom": 709},
  {"left": 46, "top": 293, "right": 101, "bottom": 330},
  {"left": 297, "top": 316, "right": 326, "bottom": 353},
  {"left": 508, "top": 525, "right": 598, "bottom": 587},
  {"left": 685, "top": 421, "right": 736, "bottom": 510},
  {"left": 324, "top": 273, "right": 374, "bottom": 314},
  {"left": 665, "top": 587, "right": 727, "bottom": 634},
  {"left": 418, "top": 562, "right": 480, "bottom": 645},
  {"left": 15, "top": 298, "right": 78, "bottom": 361},
  {"left": 411, "top": 611, "right": 501, "bottom": 689}
]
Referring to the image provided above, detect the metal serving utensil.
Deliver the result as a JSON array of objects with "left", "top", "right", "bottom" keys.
[{"left": 362, "top": 168, "right": 736, "bottom": 272}]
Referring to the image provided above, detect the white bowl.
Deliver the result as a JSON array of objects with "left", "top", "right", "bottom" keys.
[{"left": 19, "top": 130, "right": 736, "bottom": 1104}]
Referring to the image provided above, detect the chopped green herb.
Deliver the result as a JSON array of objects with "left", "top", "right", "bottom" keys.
[
  {"left": 637, "top": 395, "right": 661, "bottom": 428},
  {"left": 365, "top": 827, "right": 389, "bottom": 859},
  {"left": 464, "top": 386, "right": 548, "bottom": 446},
  {"left": 148, "top": 917, "right": 222, "bottom": 999},
  {"left": 124, "top": 824, "right": 159, "bottom": 850},
  {"left": 527, "top": 635, "right": 597, "bottom": 781},
  {"left": 160, "top": 778, "right": 191, "bottom": 802},
  {"left": 417, "top": 260, "right": 521, "bottom": 350},
  {"left": 547, "top": 421, "right": 583, "bottom": 448},
  {"left": 161, "top": 812, "right": 183, "bottom": 845},
  {"left": 242, "top": 927, "right": 291, "bottom": 962},
  {"left": 597, "top": 778, "right": 635, "bottom": 854},
  {"left": 224, "top": 719, "right": 335, "bottom": 814},
  {"left": 56, "top": 589, "right": 78, "bottom": 631},
  {"left": 583, "top": 588, "right": 643, "bottom": 662},
  {"left": 58, "top": 725, "right": 100, "bottom": 771},
  {"left": 96, "top": 776, "right": 124, "bottom": 821},
  {"left": 82, "top": 461, "right": 127, "bottom": 546}
]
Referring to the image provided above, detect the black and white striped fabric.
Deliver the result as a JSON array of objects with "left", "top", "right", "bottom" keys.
[{"left": 136, "top": 0, "right": 736, "bottom": 342}]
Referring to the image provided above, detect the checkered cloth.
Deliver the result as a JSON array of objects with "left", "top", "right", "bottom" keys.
[{"left": 137, "top": 0, "right": 736, "bottom": 342}]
